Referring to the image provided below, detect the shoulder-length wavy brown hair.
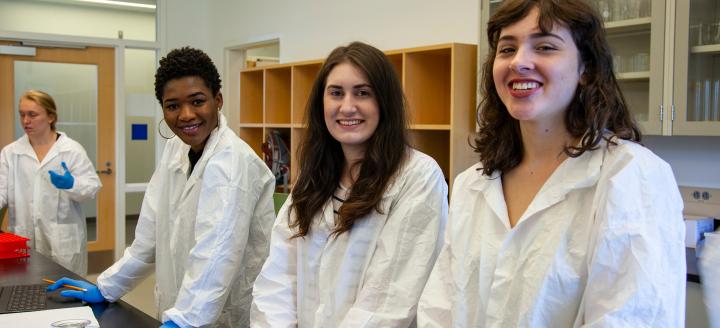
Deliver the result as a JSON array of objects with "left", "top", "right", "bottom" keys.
[
  {"left": 289, "top": 41, "right": 409, "bottom": 238},
  {"left": 474, "top": 0, "right": 641, "bottom": 176}
]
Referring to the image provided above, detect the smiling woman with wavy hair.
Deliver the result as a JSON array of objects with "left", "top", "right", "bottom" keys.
[{"left": 418, "top": 0, "right": 685, "bottom": 326}]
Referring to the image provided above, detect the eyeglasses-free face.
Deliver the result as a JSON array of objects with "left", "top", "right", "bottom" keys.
[
  {"left": 493, "top": 6, "right": 584, "bottom": 128},
  {"left": 19, "top": 98, "right": 55, "bottom": 138},
  {"left": 161, "top": 76, "right": 223, "bottom": 153},
  {"left": 323, "top": 62, "right": 380, "bottom": 161}
]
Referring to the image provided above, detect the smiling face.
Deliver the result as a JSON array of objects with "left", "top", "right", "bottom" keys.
[
  {"left": 19, "top": 98, "right": 54, "bottom": 139},
  {"left": 492, "top": 6, "right": 583, "bottom": 127},
  {"left": 161, "top": 76, "right": 222, "bottom": 152},
  {"left": 323, "top": 62, "right": 380, "bottom": 161}
]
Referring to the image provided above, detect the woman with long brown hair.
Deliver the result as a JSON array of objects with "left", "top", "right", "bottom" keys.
[
  {"left": 418, "top": 0, "right": 685, "bottom": 326},
  {"left": 251, "top": 41, "right": 448, "bottom": 327}
]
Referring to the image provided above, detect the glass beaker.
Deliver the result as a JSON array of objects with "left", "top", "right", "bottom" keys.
[
  {"left": 639, "top": 0, "right": 652, "bottom": 17},
  {"left": 713, "top": 80, "right": 720, "bottom": 121},
  {"left": 702, "top": 23, "right": 720, "bottom": 45},
  {"left": 597, "top": 0, "right": 611, "bottom": 21},
  {"left": 631, "top": 52, "right": 650, "bottom": 72},
  {"left": 627, "top": 0, "right": 640, "bottom": 19},
  {"left": 612, "top": 54, "right": 624, "bottom": 73},
  {"left": 690, "top": 24, "right": 702, "bottom": 46},
  {"left": 612, "top": 0, "right": 628, "bottom": 21}
]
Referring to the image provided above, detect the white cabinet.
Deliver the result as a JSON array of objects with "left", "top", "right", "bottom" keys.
[{"left": 480, "top": 0, "right": 720, "bottom": 136}]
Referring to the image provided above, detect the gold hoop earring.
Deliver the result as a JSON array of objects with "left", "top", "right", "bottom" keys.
[{"left": 158, "top": 118, "right": 175, "bottom": 139}]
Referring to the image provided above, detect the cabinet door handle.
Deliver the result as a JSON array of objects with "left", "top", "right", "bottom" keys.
[{"left": 671, "top": 105, "right": 675, "bottom": 121}]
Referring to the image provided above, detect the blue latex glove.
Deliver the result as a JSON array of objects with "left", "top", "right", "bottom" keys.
[
  {"left": 160, "top": 320, "right": 181, "bottom": 328},
  {"left": 48, "top": 161, "right": 74, "bottom": 189},
  {"left": 46, "top": 277, "right": 106, "bottom": 303}
]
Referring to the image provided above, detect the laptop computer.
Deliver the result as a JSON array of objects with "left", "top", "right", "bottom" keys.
[{"left": 0, "top": 283, "right": 80, "bottom": 314}]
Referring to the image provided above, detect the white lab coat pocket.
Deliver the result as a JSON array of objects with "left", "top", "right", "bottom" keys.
[{"left": 52, "top": 223, "right": 81, "bottom": 265}]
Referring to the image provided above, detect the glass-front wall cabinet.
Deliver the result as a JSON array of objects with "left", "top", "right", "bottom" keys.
[
  {"left": 674, "top": 0, "right": 720, "bottom": 135},
  {"left": 483, "top": 0, "right": 720, "bottom": 136}
]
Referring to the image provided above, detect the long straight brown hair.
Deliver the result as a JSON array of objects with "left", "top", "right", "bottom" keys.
[
  {"left": 289, "top": 42, "right": 408, "bottom": 238},
  {"left": 474, "top": 0, "right": 641, "bottom": 176}
]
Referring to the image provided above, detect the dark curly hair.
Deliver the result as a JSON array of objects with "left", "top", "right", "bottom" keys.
[
  {"left": 154, "top": 46, "right": 222, "bottom": 103},
  {"left": 289, "top": 41, "right": 409, "bottom": 238},
  {"left": 473, "top": 0, "right": 641, "bottom": 176}
]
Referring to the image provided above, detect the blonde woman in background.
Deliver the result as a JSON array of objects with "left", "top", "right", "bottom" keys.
[{"left": 0, "top": 90, "right": 101, "bottom": 275}]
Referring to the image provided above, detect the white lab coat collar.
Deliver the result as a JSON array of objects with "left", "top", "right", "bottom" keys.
[
  {"left": 468, "top": 140, "right": 606, "bottom": 229},
  {"left": 15, "top": 131, "right": 71, "bottom": 167},
  {"left": 166, "top": 113, "right": 228, "bottom": 176},
  {"left": 317, "top": 148, "right": 413, "bottom": 232}
]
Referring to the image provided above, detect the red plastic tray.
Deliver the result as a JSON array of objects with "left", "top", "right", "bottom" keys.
[{"left": 0, "top": 232, "right": 31, "bottom": 259}]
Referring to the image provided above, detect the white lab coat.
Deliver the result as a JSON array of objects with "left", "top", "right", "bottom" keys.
[
  {"left": 96, "top": 114, "right": 276, "bottom": 328},
  {"left": 700, "top": 230, "right": 720, "bottom": 328},
  {"left": 0, "top": 132, "right": 100, "bottom": 276},
  {"left": 417, "top": 138, "right": 686, "bottom": 327},
  {"left": 251, "top": 148, "right": 448, "bottom": 327}
]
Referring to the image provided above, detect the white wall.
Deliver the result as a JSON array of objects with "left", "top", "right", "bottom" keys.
[
  {"left": 0, "top": 0, "right": 155, "bottom": 41},
  {"left": 645, "top": 136, "right": 720, "bottom": 188},
  {"left": 161, "top": 1, "right": 210, "bottom": 54},
  {"left": 165, "top": 0, "right": 476, "bottom": 68},
  {"left": 203, "top": 0, "right": 478, "bottom": 64}
]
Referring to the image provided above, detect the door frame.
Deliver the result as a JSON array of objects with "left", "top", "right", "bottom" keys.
[{"left": 1, "top": 29, "right": 162, "bottom": 261}]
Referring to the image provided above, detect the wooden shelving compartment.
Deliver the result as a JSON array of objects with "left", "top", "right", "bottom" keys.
[
  {"left": 240, "top": 69, "right": 264, "bottom": 124},
  {"left": 409, "top": 130, "right": 450, "bottom": 179},
  {"left": 238, "top": 127, "right": 263, "bottom": 157},
  {"left": 291, "top": 62, "right": 322, "bottom": 126},
  {"left": 265, "top": 127, "right": 292, "bottom": 190},
  {"left": 404, "top": 47, "right": 452, "bottom": 126},
  {"left": 239, "top": 43, "right": 477, "bottom": 188},
  {"left": 385, "top": 52, "right": 403, "bottom": 81},
  {"left": 265, "top": 66, "right": 292, "bottom": 125}
]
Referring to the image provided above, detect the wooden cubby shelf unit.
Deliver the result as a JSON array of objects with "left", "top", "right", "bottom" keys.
[
  {"left": 240, "top": 69, "right": 264, "bottom": 124},
  {"left": 238, "top": 43, "right": 477, "bottom": 188},
  {"left": 404, "top": 47, "right": 452, "bottom": 126},
  {"left": 265, "top": 66, "right": 291, "bottom": 124},
  {"left": 409, "top": 130, "right": 450, "bottom": 179}
]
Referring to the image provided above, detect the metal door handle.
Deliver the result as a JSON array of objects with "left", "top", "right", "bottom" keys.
[{"left": 96, "top": 168, "right": 112, "bottom": 175}]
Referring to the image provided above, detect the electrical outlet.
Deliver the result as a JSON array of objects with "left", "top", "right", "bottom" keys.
[{"left": 680, "top": 187, "right": 720, "bottom": 206}]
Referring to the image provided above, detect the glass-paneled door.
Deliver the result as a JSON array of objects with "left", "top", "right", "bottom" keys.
[
  {"left": 674, "top": 0, "right": 720, "bottom": 135},
  {"left": 0, "top": 42, "right": 116, "bottom": 262}
]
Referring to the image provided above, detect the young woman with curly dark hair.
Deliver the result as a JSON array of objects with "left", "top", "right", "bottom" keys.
[
  {"left": 419, "top": 0, "right": 685, "bottom": 326},
  {"left": 48, "top": 47, "right": 276, "bottom": 328},
  {"left": 252, "top": 41, "right": 448, "bottom": 327}
]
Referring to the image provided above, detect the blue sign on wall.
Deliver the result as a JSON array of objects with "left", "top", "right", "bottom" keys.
[{"left": 131, "top": 124, "right": 148, "bottom": 140}]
